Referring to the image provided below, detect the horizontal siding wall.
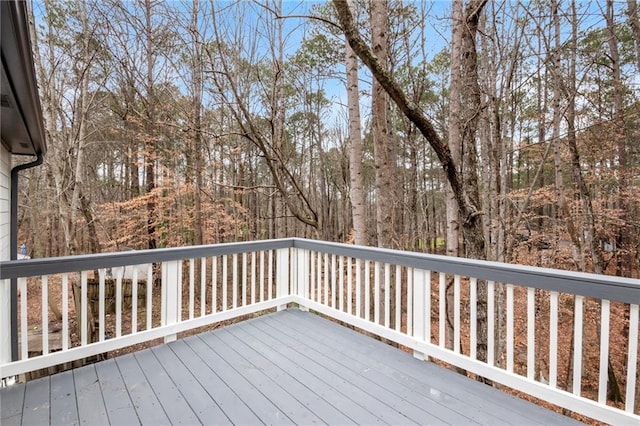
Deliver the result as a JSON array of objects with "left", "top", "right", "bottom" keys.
[
  {"left": 0, "top": 143, "right": 11, "bottom": 366},
  {"left": 0, "top": 144, "right": 9, "bottom": 261}
]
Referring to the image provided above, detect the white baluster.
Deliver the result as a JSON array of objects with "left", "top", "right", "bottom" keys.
[
  {"left": 572, "top": 295, "right": 584, "bottom": 396},
  {"left": 626, "top": 304, "right": 639, "bottom": 413},
  {"left": 598, "top": 299, "right": 610, "bottom": 403},
  {"left": 41, "top": 275, "right": 48, "bottom": 355},
  {"left": 549, "top": 291, "right": 559, "bottom": 387}
]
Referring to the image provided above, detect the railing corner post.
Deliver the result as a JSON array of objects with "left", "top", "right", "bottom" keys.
[
  {"left": 297, "top": 248, "right": 309, "bottom": 312},
  {"left": 276, "top": 248, "right": 289, "bottom": 311},
  {"left": 162, "top": 260, "right": 180, "bottom": 343},
  {"left": 411, "top": 269, "right": 430, "bottom": 362}
]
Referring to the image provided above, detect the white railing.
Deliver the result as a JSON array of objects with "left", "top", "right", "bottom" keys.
[
  {"left": 0, "top": 238, "right": 638, "bottom": 424},
  {"left": 289, "top": 240, "right": 639, "bottom": 425},
  {"left": 0, "top": 240, "right": 294, "bottom": 379}
]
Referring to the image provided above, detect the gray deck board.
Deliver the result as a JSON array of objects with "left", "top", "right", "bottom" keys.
[
  {"left": 258, "top": 314, "right": 472, "bottom": 425},
  {"left": 0, "top": 380, "right": 25, "bottom": 425},
  {"left": 150, "top": 344, "right": 231, "bottom": 424},
  {"left": 183, "top": 334, "right": 295, "bottom": 425},
  {"left": 271, "top": 310, "right": 542, "bottom": 425},
  {"left": 276, "top": 310, "right": 566, "bottom": 425},
  {"left": 73, "top": 364, "right": 109, "bottom": 425},
  {"left": 0, "top": 309, "right": 583, "bottom": 425},
  {"left": 226, "top": 324, "right": 384, "bottom": 424},
  {"left": 214, "top": 327, "right": 358, "bottom": 425},
  {"left": 94, "top": 359, "right": 138, "bottom": 425},
  {"left": 249, "top": 317, "right": 435, "bottom": 424},
  {"left": 133, "top": 349, "right": 201, "bottom": 425},
  {"left": 21, "top": 377, "right": 49, "bottom": 425},
  {"left": 167, "top": 339, "right": 263, "bottom": 425},
  {"left": 196, "top": 331, "right": 324, "bottom": 425},
  {"left": 115, "top": 353, "right": 171, "bottom": 425},
  {"left": 240, "top": 320, "right": 404, "bottom": 424},
  {"left": 50, "top": 369, "right": 79, "bottom": 426}
]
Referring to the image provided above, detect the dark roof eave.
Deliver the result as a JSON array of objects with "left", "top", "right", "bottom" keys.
[{"left": 0, "top": 0, "right": 47, "bottom": 156}]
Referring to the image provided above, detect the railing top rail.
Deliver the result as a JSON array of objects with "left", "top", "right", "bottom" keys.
[
  {"left": 0, "top": 238, "right": 293, "bottom": 280},
  {"left": 292, "top": 239, "right": 640, "bottom": 304},
  {"left": 1, "top": 237, "right": 638, "bottom": 304}
]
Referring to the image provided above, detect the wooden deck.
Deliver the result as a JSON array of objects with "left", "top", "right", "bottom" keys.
[{"left": 1, "top": 309, "right": 581, "bottom": 425}]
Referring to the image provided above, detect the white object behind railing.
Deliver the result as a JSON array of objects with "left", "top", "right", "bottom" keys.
[{"left": 1, "top": 238, "right": 638, "bottom": 424}]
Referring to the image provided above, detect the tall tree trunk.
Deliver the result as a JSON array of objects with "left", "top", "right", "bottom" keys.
[
  {"left": 446, "top": 0, "right": 464, "bottom": 352},
  {"left": 67, "top": 0, "right": 93, "bottom": 254},
  {"left": 345, "top": 0, "right": 366, "bottom": 247},
  {"left": 551, "top": 0, "right": 583, "bottom": 268},
  {"left": 191, "top": 0, "right": 204, "bottom": 246},
  {"left": 598, "top": 0, "right": 625, "bottom": 402},
  {"left": 187, "top": 0, "right": 205, "bottom": 297},
  {"left": 447, "top": 0, "right": 463, "bottom": 260},
  {"left": 564, "top": 0, "right": 602, "bottom": 275},
  {"left": 460, "top": 0, "right": 489, "bottom": 366},
  {"left": 332, "top": 0, "right": 488, "bottom": 362},
  {"left": 626, "top": 0, "right": 640, "bottom": 71},
  {"left": 607, "top": 0, "right": 631, "bottom": 277},
  {"left": 272, "top": 0, "right": 287, "bottom": 239},
  {"left": 144, "top": 0, "right": 157, "bottom": 250},
  {"left": 370, "top": 0, "right": 398, "bottom": 326},
  {"left": 370, "top": 0, "right": 396, "bottom": 249}
]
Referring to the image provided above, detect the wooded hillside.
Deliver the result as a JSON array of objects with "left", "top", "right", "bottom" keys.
[{"left": 17, "top": 0, "right": 640, "bottom": 279}]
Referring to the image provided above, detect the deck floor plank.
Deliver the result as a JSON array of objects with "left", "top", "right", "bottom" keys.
[
  {"left": 271, "top": 310, "right": 528, "bottom": 425},
  {"left": 262, "top": 312, "right": 477, "bottom": 425},
  {"left": 277, "top": 309, "right": 573, "bottom": 425},
  {"left": 133, "top": 349, "right": 201, "bottom": 425},
  {"left": 227, "top": 323, "right": 384, "bottom": 424},
  {"left": 114, "top": 353, "right": 171, "bottom": 425},
  {"left": 197, "top": 330, "right": 325, "bottom": 425},
  {"left": 21, "top": 376, "right": 49, "bottom": 425},
  {"left": 1, "top": 309, "right": 585, "bottom": 425},
  {"left": 167, "top": 339, "right": 263, "bottom": 425},
  {"left": 278, "top": 311, "right": 505, "bottom": 424},
  {"left": 94, "top": 358, "right": 138, "bottom": 425},
  {"left": 214, "top": 327, "right": 359, "bottom": 425},
  {"left": 73, "top": 365, "right": 109, "bottom": 425},
  {"left": 0, "top": 380, "right": 25, "bottom": 425},
  {"left": 252, "top": 314, "right": 452, "bottom": 425},
  {"left": 49, "top": 369, "right": 78, "bottom": 426},
  {"left": 150, "top": 344, "right": 232, "bottom": 424},
  {"left": 184, "top": 333, "right": 296, "bottom": 425},
  {"left": 244, "top": 319, "right": 418, "bottom": 424}
]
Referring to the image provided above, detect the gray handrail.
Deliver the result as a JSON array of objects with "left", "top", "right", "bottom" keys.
[
  {"left": 0, "top": 239, "right": 292, "bottom": 279},
  {"left": 1, "top": 237, "right": 638, "bottom": 304},
  {"left": 292, "top": 239, "right": 640, "bottom": 304}
]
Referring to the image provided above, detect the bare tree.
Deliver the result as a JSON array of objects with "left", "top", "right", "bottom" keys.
[
  {"left": 370, "top": 0, "right": 397, "bottom": 249},
  {"left": 605, "top": 0, "right": 632, "bottom": 277},
  {"left": 626, "top": 0, "right": 640, "bottom": 71},
  {"left": 206, "top": 0, "right": 319, "bottom": 231},
  {"left": 189, "top": 0, "right": 205, "bottom": 246},
  {"left": 446, "top": 0, "right": 463, "bottom": 261},
  {"left": 445, "top": 0, "right": 464, "bottom": 352},
  {"left": 345, "top": 0, "right": 366, "bottom": 247},
  {"left": 332, "top": 0, "right": 489, "bottom": 362},
  {"left": 29, "top": 0, "right": 102, "bottom": 255}
]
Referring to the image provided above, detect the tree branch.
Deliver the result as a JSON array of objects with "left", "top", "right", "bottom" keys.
[{"left": 331, "top": 0, "right": 477, "bottom": 222}]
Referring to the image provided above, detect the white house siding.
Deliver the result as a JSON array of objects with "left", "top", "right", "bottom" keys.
[
  {"left": 0, "top": 143, "right": 11, "bottom": 365},
  {"left": 0, "top": 144, "right": 10, "bottom": 260}
]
